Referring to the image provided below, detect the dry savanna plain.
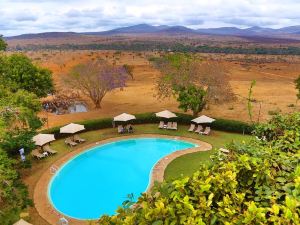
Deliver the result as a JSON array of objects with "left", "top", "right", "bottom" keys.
[{"left": 20, "top": 49, "right": 300, "bottom": 128}]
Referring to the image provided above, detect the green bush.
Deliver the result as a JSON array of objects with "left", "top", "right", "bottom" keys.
[{"left": 211, "top": 118, "right": 254, "bottom": 134}]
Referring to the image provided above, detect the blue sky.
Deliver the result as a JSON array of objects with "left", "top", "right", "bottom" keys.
[{"left": 1, "top": 0, "right": 300, "bottom": 36}]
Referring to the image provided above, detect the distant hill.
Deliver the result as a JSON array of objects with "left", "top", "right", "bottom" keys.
[
  {"left": 83, "top": 24, "right": 169, "bottom": 35},
  {"left": 6, "top": 24, "right": 300, "bottom": 40},
  {"left": 6, "top": 32, "right": 81, "bottom": 40}
]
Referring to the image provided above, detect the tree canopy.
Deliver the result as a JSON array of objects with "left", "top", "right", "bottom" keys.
[
  {"left": 99, "top": 112, "right": 300, "bottom": 224},
  {"left": 67, "top": 59, "right": 130, "bottom": 108},
  {"left": 175, "top": 85, "right": 207, "bottom": 116},
  {"left": 0, "top": 54, "right": 54, "bottom": 97}
]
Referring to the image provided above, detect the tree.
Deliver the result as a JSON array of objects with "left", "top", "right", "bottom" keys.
[
  {"left": 247, "top": 80, "right": 256, "bottom": 123},
  {"left": 0, "top": 54, "right": 54, "bottom": 97},
  {"left": 123, "top": 64, "right": 134, "bottom": 79},
  {"left": 294, "top": 75, "right": 300, "bottom": 101},
  {"left": 0, "top": 149, "right": 31, "bottom": 225},
  {"left": 0, "top": 35, "right": 7, "bottom": 51},
  {"left": 66, "top": 59, "right": 130, "bottom": 108},
  {"left": 175, "top": 85, "right": 207, "bottom": 116},
  {"left": 151, "top": 53, "right": 236, "bottom": 107},
  {"left": 0, "top": 87, "right": 42, "bottom": 155}
]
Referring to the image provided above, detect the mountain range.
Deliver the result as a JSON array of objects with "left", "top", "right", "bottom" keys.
[{"left": 6, "top": 24, "right": 300, "bottom": 40}]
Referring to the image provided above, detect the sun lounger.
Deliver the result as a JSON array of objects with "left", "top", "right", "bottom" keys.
[
  {"left": 201, "top": 127, "right": 211, "bottom": 135},
  {"left": 65, "top": 137, "right": 77, "bottom": 147},
  {"left": 74, "top": 134, "right": 86, "bottom": 143},
  {"left": 194, "top": 125, "right": 203, "bottom": 133},
  {"left": 43, "top": 145, "right": 57, "bottom": 154},
  {"left": 166, "top": 122, "right": 173, "bottom": 129},
  {"left": 127, "top": 124, "right": 134, "bottom": 133},
  {"left": 158, "top": 121, "right": 164, "bottom": 129},
  {"left": 188, "top": 124, "right": 195, "bottom": 132},
  {"left": 118, "top": 125, "right": 124, "bottom": 134},
  {"left": 31, "top": 149, "right": 46, "bottom": 159},
  {"left": 171, "top": 122, "right": 177, "bottom": 130}
]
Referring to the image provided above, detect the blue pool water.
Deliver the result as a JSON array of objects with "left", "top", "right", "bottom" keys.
[{"left": 48, "top": 138, "right": 196, "bottom": 220}]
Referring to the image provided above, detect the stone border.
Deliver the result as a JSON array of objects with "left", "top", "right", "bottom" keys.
[{"left": 34, "top": 134, "right": 212, "bottom": 225}]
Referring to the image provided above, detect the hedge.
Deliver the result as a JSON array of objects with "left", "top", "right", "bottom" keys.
[{"left": 42, "top": 112, "right": 254, "bottom": 138}]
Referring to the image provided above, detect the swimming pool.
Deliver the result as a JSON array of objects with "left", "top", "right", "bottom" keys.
[{"left": 48, "top": 138, "right": 197, "bottom": 220}]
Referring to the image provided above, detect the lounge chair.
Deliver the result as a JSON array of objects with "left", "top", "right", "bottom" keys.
[
  {"left": 201, "top": 127, "right": 211, "bottom": 135},
  {"left": 127, "top": 124, "right": 134, "bottom": 133},
  {"left": 158, "top": 121, "right": 164, "bottom": 129},
  {"left": 31, "top": 149, "right": 46, "bottom": 159},
  {"left": 166, "top": 122, "right": 173, "bottom": 129},
  {"left": 188, "top": 124, "right": 195, "bottom": 132},
  {"left": 74, "top": 134, "right": 86, "bottom": 143},
  {"left": 65, "top": 137, "right": 77, "bottom": 147},
  {"left": 118, "top": 125, "right": 124, "bottom": 134},
  {"left": 43, "top": 145, "right": 57, "bottom": 154},
  {"left": 194, "top": 125, "right": 203, "bottom": 133},
  {"left": 171, "top": 122, "right": 177, "bottom": 130}
]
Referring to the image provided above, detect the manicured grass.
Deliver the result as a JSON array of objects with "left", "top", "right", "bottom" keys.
[{"left": 164, "top": 131, "right": 252, "bottom": 181}]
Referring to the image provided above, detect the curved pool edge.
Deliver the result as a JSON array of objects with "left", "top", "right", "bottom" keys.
[{"left": 34, "top": 134, "right": 212, "bottom": 225}]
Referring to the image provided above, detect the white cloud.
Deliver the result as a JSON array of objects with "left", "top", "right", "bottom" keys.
[{"left": 1, "top": 0, "right": 300, "bottom": 36}]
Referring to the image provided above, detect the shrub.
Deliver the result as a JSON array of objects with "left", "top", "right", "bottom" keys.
[{"left": 0, "top": 149, "right": 32, "bottom": 225}]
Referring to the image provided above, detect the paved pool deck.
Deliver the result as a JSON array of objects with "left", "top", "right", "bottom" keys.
[{"left": 34, "top": 134, "right": 212, "bottom": 225}]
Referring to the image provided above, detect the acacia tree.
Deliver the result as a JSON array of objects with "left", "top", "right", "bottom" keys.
[
  {"left": 151, "top": 53, "right": 236, "bottom": 115},
  {"left": 67, "top": 60, "right": 130, "bottom": 108}
]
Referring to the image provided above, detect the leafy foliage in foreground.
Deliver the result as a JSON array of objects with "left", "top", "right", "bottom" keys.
[
  {"left": 99, "top": 113, "right": 300, "bottom": 225},
  {"left": 0, "top": 149, "right": 31, "bottom": 225}
]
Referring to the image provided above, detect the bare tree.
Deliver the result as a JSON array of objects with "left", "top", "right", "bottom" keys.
[{"left": 66, "top": 59, "right": 129, "bottom": 108}]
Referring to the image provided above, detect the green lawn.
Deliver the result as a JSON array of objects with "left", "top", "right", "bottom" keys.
[
  {"left": 163, "top": 130, "right": 252, "bottom": 181},
  {"left": 45, "top": 124, "right": 251, "bottom": 181}
]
